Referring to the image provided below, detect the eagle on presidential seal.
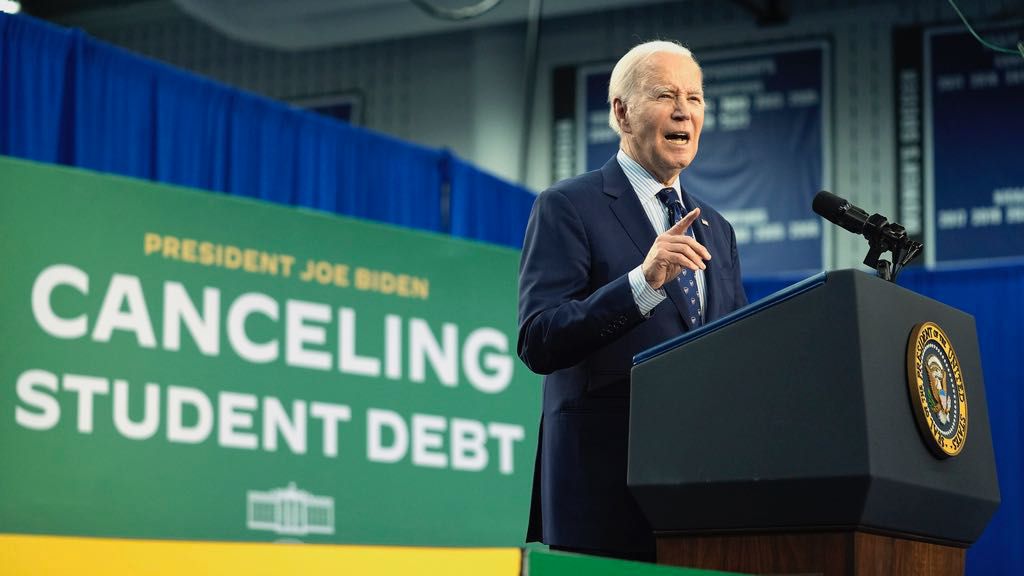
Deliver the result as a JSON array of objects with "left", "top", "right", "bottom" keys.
[{"left": 926, "top": 354, "right": 952, "bottom": 425}]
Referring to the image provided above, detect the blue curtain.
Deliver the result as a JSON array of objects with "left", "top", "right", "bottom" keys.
[
  {"left": 747, "top": 265, "right": 1024, "bottom": 575},
  {"left": 449, "top": 156, "right": 535, "bottom": 248},
  {"left": 0, "top": 12, "right": 536, "bottom": 243}
]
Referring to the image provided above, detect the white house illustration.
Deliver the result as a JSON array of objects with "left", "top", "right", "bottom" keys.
[{"left": 247, "top": 482, "right": 335, "bottom": 536}]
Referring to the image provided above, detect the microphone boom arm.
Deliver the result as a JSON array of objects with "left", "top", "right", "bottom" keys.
[{"left": 860, "top": 214, "right": 923, "bottom": 282}]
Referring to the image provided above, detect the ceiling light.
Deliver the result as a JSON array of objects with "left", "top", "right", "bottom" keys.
[{"left": 0, "top": 0, "right": 20, "bottom": 15}]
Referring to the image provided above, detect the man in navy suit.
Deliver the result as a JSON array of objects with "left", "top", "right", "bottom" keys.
[{"left": 518, "top": 40, "right": 748, "bottom": 562}]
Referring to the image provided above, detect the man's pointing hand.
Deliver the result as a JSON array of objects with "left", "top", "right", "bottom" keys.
[{"left": 641, "top": 207, "right": 711, "bottom": 290}]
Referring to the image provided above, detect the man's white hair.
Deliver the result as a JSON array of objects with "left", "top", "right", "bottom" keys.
[{"left": 607, "top": 40, "right": 697, "bottom": 136}]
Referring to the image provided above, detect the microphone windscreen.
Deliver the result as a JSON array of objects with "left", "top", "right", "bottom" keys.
[{"left": 812, "top": 191, "right": 845, "bottom": 221}]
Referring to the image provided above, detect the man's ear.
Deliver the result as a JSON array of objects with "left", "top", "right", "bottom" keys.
[{"left": 613, "top": 98, "right": 631, "bottom": 134}]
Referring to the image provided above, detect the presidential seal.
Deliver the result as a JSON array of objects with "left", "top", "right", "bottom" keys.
[{"left": 906, "top": 322, "right": 968, "bottom": 458}]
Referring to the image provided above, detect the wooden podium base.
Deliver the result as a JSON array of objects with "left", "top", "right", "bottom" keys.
[{"left": 656, "top": 530, "right": 965, "bottom": 576}]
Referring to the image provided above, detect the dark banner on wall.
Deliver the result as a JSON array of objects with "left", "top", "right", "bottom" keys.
[
  {"left": 577, "top": 41, "right": 831, "bottom": 277},
  {"left": 292, "top": 92, "right": 363, "bottom": 125},
  {"left": 924, "top": 24, "right": 1024, "bottom": 266}
]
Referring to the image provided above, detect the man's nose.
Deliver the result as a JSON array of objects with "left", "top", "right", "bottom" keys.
[{"left": 672, "top": 100, "right": 690, "bottom": 120}]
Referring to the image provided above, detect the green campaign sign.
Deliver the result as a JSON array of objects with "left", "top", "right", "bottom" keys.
[{"left": 0, "top": 155, "right": 539, "bottom": 546}]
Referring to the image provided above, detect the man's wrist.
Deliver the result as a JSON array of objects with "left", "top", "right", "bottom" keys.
[{"left": 629, "top": 266, "right": 666, "bottom": 317}]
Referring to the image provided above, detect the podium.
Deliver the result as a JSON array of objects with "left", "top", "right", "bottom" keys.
[{"left": 628, "top": 270, "right": 1000, "bottom": 575}]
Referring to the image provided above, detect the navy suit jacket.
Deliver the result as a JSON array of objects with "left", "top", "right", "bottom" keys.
[{"left": 517, "top": 156, "right": 747, "bottom": 555}]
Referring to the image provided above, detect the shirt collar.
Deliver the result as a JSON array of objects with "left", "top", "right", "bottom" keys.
[{"left": 616, "top": 149, "right": 681, "bottom": 204}]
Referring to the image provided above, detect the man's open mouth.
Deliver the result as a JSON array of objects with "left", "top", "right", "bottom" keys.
[{"left": 665, "top": 132, "right": 690, "bottom": 143}]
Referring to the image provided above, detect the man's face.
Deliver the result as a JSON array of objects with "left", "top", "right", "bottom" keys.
[{"left": 617, "top": 52, "right": 704, "bottom": 185}]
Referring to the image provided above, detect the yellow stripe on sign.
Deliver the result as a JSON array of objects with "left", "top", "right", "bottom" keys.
[{"left": 0, "top": 533, "right": 523, "bottom": 576}]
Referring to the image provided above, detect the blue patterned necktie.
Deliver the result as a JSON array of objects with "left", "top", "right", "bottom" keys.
[{"left": 656, "top": 187, "right": 703, "bottom": 327}]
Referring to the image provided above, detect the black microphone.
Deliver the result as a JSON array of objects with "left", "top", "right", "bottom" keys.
[
  {"left": 811, "top": 190, "right": 922, "bottom": 282},
  {"left": 812, "top": 191, "right": 872, "bottom": 236}
]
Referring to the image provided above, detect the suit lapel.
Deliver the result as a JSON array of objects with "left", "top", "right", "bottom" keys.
[
  {"left": 602, "top": 158, "right": 696, "bottom": 329},
  {"left": 602, "top": 158, "right": 655, "bottom": 256}
]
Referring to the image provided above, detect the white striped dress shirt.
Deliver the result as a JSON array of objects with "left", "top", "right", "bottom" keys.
[{"left": 618, "top": 149, "right": 707, "bottom": 318}]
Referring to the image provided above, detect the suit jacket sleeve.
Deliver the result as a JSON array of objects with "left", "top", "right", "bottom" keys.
[{"left": 517, "top": 188, "right": 646, "bottom": 375}]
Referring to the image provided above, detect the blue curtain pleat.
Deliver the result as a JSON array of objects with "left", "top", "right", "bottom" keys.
[
  {"left": 0, "top": 15, "right": 78, "bottom": 163},
  {"left": 449, "top": 157, "right": 536, "bottom": 248},
  {"left": 153, "top": 69, "right": 235, "bottom": 192},
  {"left": 75, "top": 39, "right": 158, "bottom": 179}
]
